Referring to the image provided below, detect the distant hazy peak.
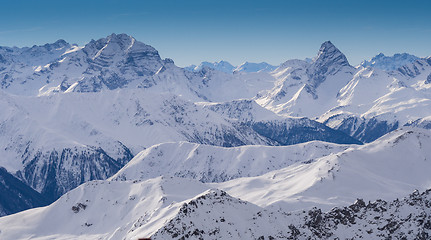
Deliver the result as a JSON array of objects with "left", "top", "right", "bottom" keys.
[{"left": 360, "top": 52, "right": 419, "bottom": 71}]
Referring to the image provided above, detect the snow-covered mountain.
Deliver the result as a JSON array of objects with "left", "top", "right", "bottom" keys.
[
  {"left": 185, "top": 61, "right": 277, "bottom": 73},
  {"left": 257, "top": 41, "right": 431, "bottom": 142},
  {"left": 0, "top": 87, "right": 359, "bottom": 204},
  {"left": 3, "top": 183, "right": 431, "bottom": 239},
  {"left": 185, "top": 60, "right": 236, "bottom": 73},
  {"left": 112, "top": 127, "right": 431, "bottom": 212},
  {"left": 0, "top": 176, "right": 212, "bottom": 240},
  {"left": 1, "top": 33, "right": 431, "bottom": 239},
  {"left": 233, "top": 61, "right": 277, "bottom": 73},
  {"left": 153, "top": 188, "right": 431, "bottom": 240},
  {"left": 0, "top": 39, "right": 72, "bottom": 67},
  {"left": 0, "top": 34, "right": 280, "bottom": 103},
  {"left": 219, "top": 128, "right": 431, "bottom": 211},
  {"left": 110, "top": 140, "right": 349, "bottom": 183},
  {"left": 360, "top": 53, "right": 419, "bottom": 71},
  {"left": 2, "top": 129, "right": 431, "bottom": 239},
  {"left": 257, "top": 41, "right": 356, "bottom": 117},
  {"left": 2, "top": 35, "right": 429, "bottom": 145}
]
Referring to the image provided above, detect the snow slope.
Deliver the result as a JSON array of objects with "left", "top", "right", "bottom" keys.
[
  {"left": 0, "top": 87, "right": 359, "bottom": 203},
  {"left": 111, "top": 141, "right": 349, "bottom": 183},
  {"left": 2, "top": 160, "right": 431, "bottom": 239},
  {"left": 218, "top": 128, "right": 431, "bottom": 211},
  {"left": 0, "top": 177, "right": 211, "bottom": 240},
  {"left": 111, "top": 128, "right": 431, "bottom": 213}
]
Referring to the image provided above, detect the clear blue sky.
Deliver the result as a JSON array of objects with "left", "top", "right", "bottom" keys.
[{"left": 1, "top": 0, "right": 430, "bottom": 67}]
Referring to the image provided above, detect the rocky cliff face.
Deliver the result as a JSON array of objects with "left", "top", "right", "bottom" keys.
[
  {"left": 16, "top": 145, "right": 132, "bottom": 202},
  {"left": 306, "top": 41, "right": 353, "bottom": 89},
  {"left": 152, "top": 189, "right": 431, "bottom": 240}
]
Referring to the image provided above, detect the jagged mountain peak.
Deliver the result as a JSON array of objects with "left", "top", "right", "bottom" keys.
[
  {"left": 299, "top": 41, "right": 354, "bottom": 90},
  {"left": 313, "top": 40, "right": 350, "bottom": 67}
]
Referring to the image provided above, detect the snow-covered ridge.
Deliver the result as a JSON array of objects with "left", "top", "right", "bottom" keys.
[
  {"left": 185, "top": 60, "right": 236, "bottom": 73},
  {"left": 360, "top": 52, "right": 419, "bottom": 71},
  {"left": 153, "top": 188, "right": 431, "bottom": 239},
  {"left": 1, "top": 32, "right": 431, "bottom": 230},
  {"left": 257, "top": 41, "right": 431, "bottom": 142},
  {"left": 184, "top": 60, "right": 278, "bottom": 73},
  {"left": 110, "top": 128, "right": 431, "bottom": 213},
  {"left": 110, "top": 140, "right": 349, "bottom": 183},
  {"left": 2, "top": 154, "right": 431, "bottom": 239},
  {"left": 1, "top": 34, "right": 429, "bottom": 145},
  {"left": 0, "top": 87, "right": 360, "bottom": 205},
  {"left": 218, "top": 128, "right": 431, "bottom": 211},
  {"left": 0, "top": 176, "right": 212, "bottom": 240}
]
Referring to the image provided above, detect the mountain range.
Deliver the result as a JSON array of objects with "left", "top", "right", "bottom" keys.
[
  {"left": 184, "top": 60, "right": 278, "bottom": 73},
  {"left": 1, "top": 128, "right": 431, "bottom": 239},
  {"left": 0, "top": 33, "right": 430, "bottom": 239}
]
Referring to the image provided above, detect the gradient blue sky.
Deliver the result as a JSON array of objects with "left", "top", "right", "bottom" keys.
[{"left": 1, "top": 0, "right": 430, "bottom": 67}]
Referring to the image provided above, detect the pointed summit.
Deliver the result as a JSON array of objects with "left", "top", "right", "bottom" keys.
[
  {"left": 306, "top": 41, "right": 353, "bottom": 88},
  {"left": 313, "top": 41, "right": 350, "bottom": 67}
]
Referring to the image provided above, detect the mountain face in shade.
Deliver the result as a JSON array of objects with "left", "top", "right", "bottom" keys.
[{"left": 0, "top": 167, "right": 49, "bottom": 216}]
